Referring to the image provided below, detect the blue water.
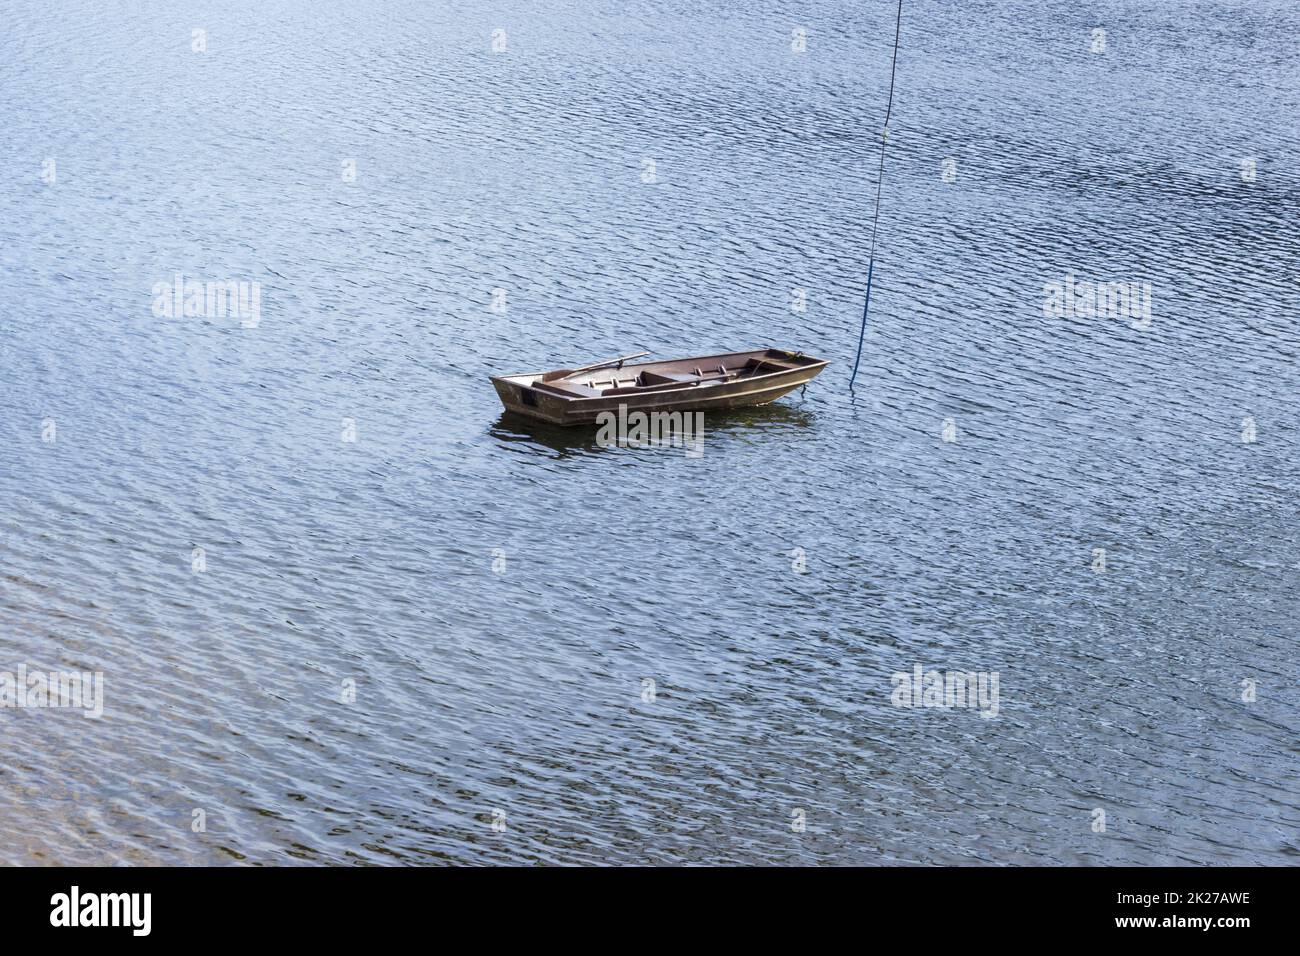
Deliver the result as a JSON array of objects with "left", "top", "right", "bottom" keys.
[{"left": 2, "top": 0, "right": 1298, "bottom": 864}]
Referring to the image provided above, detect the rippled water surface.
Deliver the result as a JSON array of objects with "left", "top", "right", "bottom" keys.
[{"left": 2, "top": 0, "right": 1298, "bottom": 865}]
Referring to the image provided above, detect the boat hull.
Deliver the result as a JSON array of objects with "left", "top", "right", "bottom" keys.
[{"left": 490, "top": 349, "right": 828, "bottom": 426}]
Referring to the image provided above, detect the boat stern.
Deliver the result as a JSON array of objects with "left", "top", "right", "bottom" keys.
[{"left": 490, "top": 373, "right": 574, "bottom": 425}]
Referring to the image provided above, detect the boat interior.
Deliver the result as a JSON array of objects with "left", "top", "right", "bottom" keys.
[{"left": 528, "top": 350, "right": 819, "bottom": 399}]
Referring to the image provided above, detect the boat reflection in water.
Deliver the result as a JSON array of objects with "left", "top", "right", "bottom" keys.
[{"left": 488, "top": 401, "right": 819, "bottom": 459}]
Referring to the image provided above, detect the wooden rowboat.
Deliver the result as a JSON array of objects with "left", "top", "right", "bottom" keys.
[{"left": 490, "top": 348, "right": 829, "bottom": 426}]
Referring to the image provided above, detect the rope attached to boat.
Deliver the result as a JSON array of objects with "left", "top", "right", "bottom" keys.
[{"left": 848, "top": 0, "right": 904, "bottom": 390}]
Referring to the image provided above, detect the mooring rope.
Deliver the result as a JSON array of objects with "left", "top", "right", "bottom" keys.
[{"left": 848, "top": 0, "right": 904, "bottom": 390}]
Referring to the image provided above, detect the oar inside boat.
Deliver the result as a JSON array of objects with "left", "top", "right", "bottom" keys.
[{"left": 541, "top": 351, "right": 650, "bottom": 383}]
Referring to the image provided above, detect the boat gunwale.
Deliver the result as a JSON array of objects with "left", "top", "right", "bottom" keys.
[{"left": 490, "top": 349, "right": 829, "bottom": 398}]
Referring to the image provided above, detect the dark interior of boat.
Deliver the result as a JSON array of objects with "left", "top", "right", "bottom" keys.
[{"left": 531, "top": 352, "right": 810, "bottom": 399}]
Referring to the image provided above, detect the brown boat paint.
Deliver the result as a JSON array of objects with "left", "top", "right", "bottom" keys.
[{"left": 490, "top": 348, "right": 829, "bottom": 426}]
